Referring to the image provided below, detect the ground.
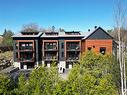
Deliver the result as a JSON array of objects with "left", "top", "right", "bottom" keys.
[{"left": 60, "top": 69, "right": 70, "bottom": 80}]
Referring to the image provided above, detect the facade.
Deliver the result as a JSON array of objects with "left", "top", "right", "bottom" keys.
[{"left": 12, "top": 27, "right": 117, "bottom": 69}]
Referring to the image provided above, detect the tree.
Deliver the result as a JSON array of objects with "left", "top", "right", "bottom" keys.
[
  {"left": 67, "top": 52, "right": 118, "bottom": 95},
  {"left": 13, "top": 66, "right": 60, "bottom": 95},
  {"left": 1, "top": 29, "right": 14, "bottom": 46},
  {"left": 21, "top": 23, "right": 44, "bottom": 32},
  {"left": 114, "top": 0, "right": 127, "bottom": 94},
  {"left": 0, "top": 52, "right": 120, "bottom": 94},
  {"left": 0, "top": 73, "right": 15, "bottom": 95}
]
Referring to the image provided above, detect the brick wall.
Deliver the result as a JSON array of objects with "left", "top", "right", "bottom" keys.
[{"left": 82, "top": 39, "right": 112, "bottom": 54}]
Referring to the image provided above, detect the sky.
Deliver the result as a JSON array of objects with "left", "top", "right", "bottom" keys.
[{"left": 0, "top": 0, "right": 126, "bottom": 34}]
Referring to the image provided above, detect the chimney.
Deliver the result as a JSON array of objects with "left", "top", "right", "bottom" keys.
[{"left": 95, "top": 26, "right": 97, "bottom": 29}]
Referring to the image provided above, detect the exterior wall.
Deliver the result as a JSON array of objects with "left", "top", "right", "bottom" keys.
[
  {"left": 83, "top": 39, "right": 112, "bottom": 54},
  {"left": 13, "top": 38, "right": 114, "bottom": 69},
  {"left": 13, "top": 39, "right": 36, "bottom": 69},
  {"left": 41, "top": 39, "right": 82, "bottom": 69}
]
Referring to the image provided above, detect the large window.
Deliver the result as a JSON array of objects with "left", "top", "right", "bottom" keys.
[{"left": 100, "top": 47, "right": 106, "bottom": 55}]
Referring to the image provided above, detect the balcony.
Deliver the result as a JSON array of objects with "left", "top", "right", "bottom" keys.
[
  {"left": 19, "top": 58, "right": 34, "bottom": 62},
  {"left": 66, "top": 42, "right": 80, "bottom": 51},
  {"left": 19, "top": 42, "right": 33, "bottom": 51},
  {"left": 44, "top": 43, "right": 57, "bottom": 51},
  {"left": 67, "top": 46, "right": 80, "bottom": 51},
  {"left": 19, "top": 46, "right": 33, "bottom": 51},
  {"left": 44, "top": 56, "right": 58, "bottom": 61},
  {"left": 66, "top": 57, "right": 79, "bottom": 61},
  {"left": 19, "top": 52, "right": 34, "bottom": 62},
  {"left": 66, "top": 51, "right": 80, "bottom": 61}
]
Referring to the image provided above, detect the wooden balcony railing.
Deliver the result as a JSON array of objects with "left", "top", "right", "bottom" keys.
[
  {"left": 19, "top": 46, "right": 33, "bottom": 51},
  {"left": 67, "top": 46, "right": 80, "bottom": 51},
  {"left": 44, "top": 46, "right": 57, "bottom": 51},
  {"left": 66, "top": 57, "right": 79, "bottom": 61},
  {"left": 44, "top": 56, "right": 58, "bottom": 61},
  {"left": 19, "top": 57, "right": 34, "bottom": 62}
]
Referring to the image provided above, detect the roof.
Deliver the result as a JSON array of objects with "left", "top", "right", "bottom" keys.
[
  {"left": 12, "top": 27, "right": 114, "bottom": 39},
  {"left": 41, "top": 31, "right": 84, "bottom": 38},
  {"left": 12, "top": 32, "right": 43, "bottom": 38},
  {"left": 82, "top": 27, "right": 113, "bottom": 40}
]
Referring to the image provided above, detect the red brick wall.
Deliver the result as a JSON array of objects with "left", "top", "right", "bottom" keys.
[{"left": 82, "top": 39, "right": 112, "bottom": 54}]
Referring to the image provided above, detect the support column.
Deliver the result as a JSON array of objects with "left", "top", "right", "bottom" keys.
[
  {"left": 69, "top": 63, "right": 72, "bottom": 69},
  {"left": 42, "top": 61, "right": 45, "bottom": 66},
  {"left": 35, "top": 39, "right": 39, "bottom": 67}
]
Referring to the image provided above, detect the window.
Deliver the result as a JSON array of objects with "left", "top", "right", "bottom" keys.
[
  {"left": 100, "top": 47, "right": 106, "bottom": 55},
  {"left": 61, "top": 42, "right": 64, "bottom": 49},
  {"left": 88, "top": 47, "right": 92, "bottom": 51},
  {"left": 61, "top": 52, "right": 64, "bottom": 57}
]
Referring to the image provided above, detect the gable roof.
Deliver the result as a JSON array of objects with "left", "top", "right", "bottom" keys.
[{"left": 83, "top": 27, "right": 113, "bottom": 40}]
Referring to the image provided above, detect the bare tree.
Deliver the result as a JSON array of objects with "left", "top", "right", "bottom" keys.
[
  {"left": 114, "top": 0, "right": 127, "bottom": 95},
  {"left": 21, "top": 23, "right": 44, "bottom": 32}
]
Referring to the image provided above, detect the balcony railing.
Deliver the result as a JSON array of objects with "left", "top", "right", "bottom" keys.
[
  {"left": 66, "top": 57, "right": 79, "bottom": 61},
  {"left": 19, "top": 58, "right": 34, "bottom": 62},
  {"left": 67, "top": 46, "right": 80, "bottom": 51},
  {"left": 44, "top": 56, "right": 58, "bottom": 60},
  {"left": 44, "top": 45, "right": 57, "bottom": 51},
  {"left": 19, "top": 46, "right": 33, "bottom": 51}
]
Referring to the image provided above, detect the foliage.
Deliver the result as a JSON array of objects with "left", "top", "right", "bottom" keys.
[
  {"left": 0, "top": 51, "right": 13, "bottom": 61},
  {"left": 13, "top": 67, "right": 60, "bottom": 95},
  {"left": 0, "top": 52, "right": 120, "bottom": 95},
  {"left": 68, "top": 52, "right": 119, "bottom": 95},
  {"left": 0, "top": 73, "right": 15, "bottom": 95},
  {"left": 21, "top": 23, "right": 43, "bottom": 32},
  {"left": 1, "top": 29, "right": 13, "bottom": 46}
]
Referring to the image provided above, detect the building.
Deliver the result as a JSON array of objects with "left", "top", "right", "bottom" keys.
[{"left": 12, "top": 27, "right": 117, "bottom": 69}]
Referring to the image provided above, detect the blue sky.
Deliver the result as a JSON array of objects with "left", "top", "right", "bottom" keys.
[{"left": 0, "top": 0, "right": 126, "bottom": 34}]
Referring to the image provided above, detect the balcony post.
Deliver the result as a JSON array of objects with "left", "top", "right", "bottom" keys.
[
  {"left": 35, "top": 39, "right": 39, "bottom": 67},
  {"left": 69, "top": 63, "right": 72, "bottom": 69}
]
